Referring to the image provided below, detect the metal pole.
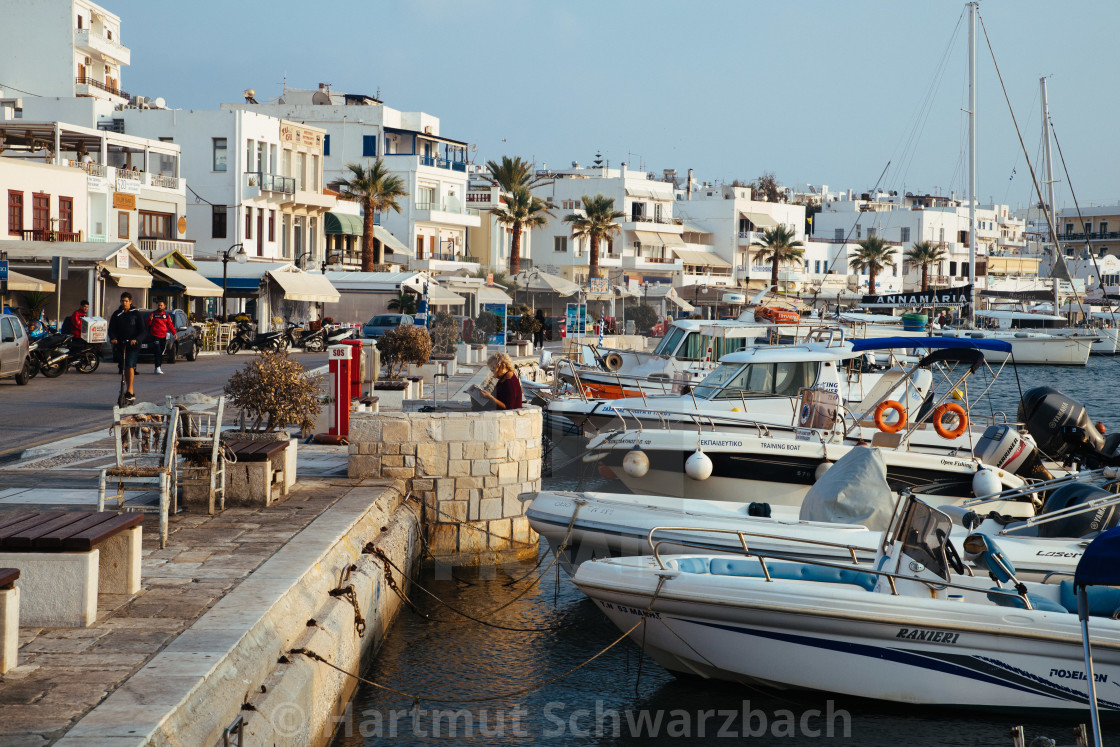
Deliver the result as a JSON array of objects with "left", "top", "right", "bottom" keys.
[
  {"left": 967, "top": 2, "right": 977, "bottom": 313},
  {"left": 222, "top": 254, "right": 229, "bottom": 320},
  {"left": 1078, "top": 587, "right": 1104, "bottom": 747}
]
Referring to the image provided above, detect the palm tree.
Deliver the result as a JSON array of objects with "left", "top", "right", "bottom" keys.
[
  {"left": 328, "top": 160, "right": 408, "bottom": 272},
  {"left": 751, "top": 225, "right": 805, "bottom": 291},
  {"left": 851, "top": 235, "right": 899, "bottom": 294},
  {"left": 904, "top": 240, "right": 948, "bottom": 292},
  {"left": 485, "top": 155, "right": 550, "bottom": 192},
  {"left": 564, "top": 194, "right": 624, "bottom": 280},
  {"left": 491, "top": 186, "right": 553, "bottom": 274},
  {"left": 387, "top": 292, "right": 417, "bottom": 315}
]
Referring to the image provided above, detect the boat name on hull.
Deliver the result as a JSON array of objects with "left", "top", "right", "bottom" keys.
[{"left": 895, "top": 628, "right": 960, "bottom": 645}]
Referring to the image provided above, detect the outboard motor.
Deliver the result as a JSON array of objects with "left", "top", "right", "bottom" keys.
[
  {"left": 974, "top": 424, "right": 1052, "bottom": 480},
  {"left": 1017, "top": 387, "right": 1118, "bottom": 466},
  {"left": 1036, "top": 483, "right": 1120, "bottom": 538}
]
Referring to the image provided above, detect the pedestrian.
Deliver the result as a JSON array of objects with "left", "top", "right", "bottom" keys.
[
  {"left": 147, "top": 299, "right": 174, "bottom": 374},
  {"left": 533, "top": 309, "right": 546, "bottom": 347},
  {"left": 64, "top": 300, "right": 89, "bottom": 336},
  {"left": 480, "top": 352, "right": 522, "bottom": 410},
  {"left": 108, "top": 292, "right": 143, "bottom": 403}
]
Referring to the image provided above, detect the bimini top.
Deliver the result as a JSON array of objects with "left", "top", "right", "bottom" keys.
[
  {"left": 850, "top": 336, "right": 1013, "bottom": 354},
  {"left": 1074, "top": 526, "right": 1120, "bottom": 589}
]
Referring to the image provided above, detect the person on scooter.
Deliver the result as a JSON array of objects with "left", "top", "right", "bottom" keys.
[
  {"left": 147, "top": 299, "right": 174, "bottom": 374},
  {"left": 109, "top": 292, "right": 143, "bottom": 403}
]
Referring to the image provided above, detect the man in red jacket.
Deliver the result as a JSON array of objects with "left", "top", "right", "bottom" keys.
[
  {"left": 67, "top": 300, "right": 89, "bottom": 337},
  {"left": 147, "top": 300, "right": 175, "bottom": 374}
]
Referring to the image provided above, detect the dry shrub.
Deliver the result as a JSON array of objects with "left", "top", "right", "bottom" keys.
[{"left": 224, "top": 349, "right": 323, "bottom": 433}]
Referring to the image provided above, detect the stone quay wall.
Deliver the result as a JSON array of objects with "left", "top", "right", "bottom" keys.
[{"left": 348, "top": 407, "right": 542, "bottom": 565}]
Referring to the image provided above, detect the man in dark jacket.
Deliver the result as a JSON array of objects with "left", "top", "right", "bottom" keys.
[
  {"left": 108, "top": 292, "right": 143, "bottom": 403},
  {"left": 147, "top": 300, "right": 174, "bottom": 374}
]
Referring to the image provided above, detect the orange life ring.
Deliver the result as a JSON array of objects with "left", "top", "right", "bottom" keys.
[
  {"left": 873, "top": 400, "right": 907, "bottom": 433},
  {"left": 933, "top": 402, "right": 969, "bottom": 439}
]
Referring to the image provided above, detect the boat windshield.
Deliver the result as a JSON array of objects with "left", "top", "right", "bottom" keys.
[
  {"left": 892, "top": 499, "right": 954, "bottom": 582},
  {"left": 691, "top": 361, "right": 817, "bottom": 400},
  {"left": 653, "top": 326, "right": 685, "bottom": 356}
]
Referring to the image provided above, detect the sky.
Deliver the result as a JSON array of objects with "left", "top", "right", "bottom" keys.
[{"left": 102, "top": 0, "right": 1120, "bottom": 208}]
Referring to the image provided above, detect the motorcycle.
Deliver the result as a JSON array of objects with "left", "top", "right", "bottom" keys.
[
  {"left": 63, "top": 336, "right": 100, "bottom": 374},
  {"left": 27, "top": 333, "right": 72, "bottom": 378},
  {"left": 278, "top": 322, "right": 326, "bottom": 353},
  {"left": 323, "top": 324, "right": 355, "bottom": 346},
  {"left": 225, "top": 320, "right": 284, "bottom": 354}
]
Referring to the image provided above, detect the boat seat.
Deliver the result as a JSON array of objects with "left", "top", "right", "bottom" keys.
[
  {"left": 965, "top": 534, "right": 1017, "bottom": 585},
  {"left": 1058, "top": 581, "right": 1120, "bottom": 618},
  {"left": 986, "top": 588, "right": 1069, "bottom": 613},
  {"left": 674, "top": 557, "right": 710, "bottom": 574},
  {"left": 706, "top": 558, "right": 878, "bottom": 591}
]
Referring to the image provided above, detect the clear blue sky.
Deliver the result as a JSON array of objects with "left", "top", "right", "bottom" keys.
[{"left": 109, "top": 0, "right": 1119, "bottom": 207}]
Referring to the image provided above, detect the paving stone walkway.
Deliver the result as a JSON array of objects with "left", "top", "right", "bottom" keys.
[{"left": 0, "top": 476, "right": 364, "bottom": 746}]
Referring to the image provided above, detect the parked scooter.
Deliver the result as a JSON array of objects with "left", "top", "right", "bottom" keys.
[
  {"left": 323, "top": 324, "right": 355, "bottom": 346},
  {"left": 279, "top": 322, "right": 326, "bottom": 353},
  {"left": 27, "top": 333, "right": 72, "bottom": 378},
  {"left": 225, "top": 320, "right": 284, "bottom": 354}
]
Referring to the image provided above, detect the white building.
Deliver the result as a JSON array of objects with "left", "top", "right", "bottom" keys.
[
  {"left": 1, "top": 0, "right": 131, "bottom": 107},
  {"left": 117, "top": 109, "right": 333, "bottom": 264},
  {"left": 227, "top": 85, "right": 480, "bottom": 274}
]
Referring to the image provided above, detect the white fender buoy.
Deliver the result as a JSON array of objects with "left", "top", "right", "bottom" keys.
[
  {"left": 814, "top": 461, "right": 833, "bottom": 481},
  {"left": 622, "top": 446, "right": 650, "bottom": 477},
  {"left": 972, "top": 467, "right": 1002, "bottom": 498},
  {"left": 685, "top": 449, "right": 713, "bottom": 481}
]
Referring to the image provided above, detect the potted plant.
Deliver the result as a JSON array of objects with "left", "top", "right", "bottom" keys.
[
  {"left": 376, "top": 324, "right": 431, "bottom": 383},
  {"left": 223, "top": 349, "right": 323, "bottom": 439}
]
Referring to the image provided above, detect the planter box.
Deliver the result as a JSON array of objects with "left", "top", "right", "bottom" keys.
[
  {"left": 222, "top": 437, "right": 296, "bottom": 507},
  {"left": 456, "top": 342, "right": 471, "bottom": 365},
  {"left": 408, "top": 359, "right": 457, "bottom": 384}
]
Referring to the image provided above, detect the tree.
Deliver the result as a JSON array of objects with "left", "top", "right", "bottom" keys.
[
  {"left": 491, "top": 185, "right": 553, "bottom": 274},
  {"left": 751, "top": 225, "right": 805, "bottom": 291},
  {"left": 904, "top": 240, "right": 948, "bottom": 292},
  {"left": 564, "top": 194, "right": 625, "bottom": 280},
  {"left": 484, "top": 155, "right": 550, "bottom": 192},
  {"left": 387, "top": 291, "right": 417, "bottom": 315},
  {"left": 627, "top": 303, "right": 658, "bottom": 333},
  {"left": 377, "top": 325, "right": 431, "bottom": 378},
  {"left": 328, "top": 160, "right": 408, "bottom": 271},
  {"left": 750, "top": 172, "right": 787, "bottom": 203},
  {"left": 224, "top": 349, "right": 323, "bottom": 433},
  {"left": 851, "top": 236, "right": 899, "bottom": 294}
]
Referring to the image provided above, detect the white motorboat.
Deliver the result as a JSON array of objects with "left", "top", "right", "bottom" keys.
[
  {"left": 936, "top": 328, "right": 1093, "bottom": 366},
  {"left": 572, "top": 496, "right": 1120, "bottom": 711}
]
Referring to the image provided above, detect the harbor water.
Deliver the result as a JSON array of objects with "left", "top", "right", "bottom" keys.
[{"left": 335, "top": 358, "right": 1120, "bottom": 746}]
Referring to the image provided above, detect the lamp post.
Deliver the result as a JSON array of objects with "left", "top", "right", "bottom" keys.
[
  {"left": 221, "top": 243, "right": 247, "bottom": 320},
  {"left": 294, "top": 250, "right": 313, "bottom": 270}
]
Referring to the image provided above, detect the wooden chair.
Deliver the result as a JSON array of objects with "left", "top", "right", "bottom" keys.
[
  {"left": 167, "top": 393, "right": 227, "bottom": 515},
  {"left": 217, "top": 323, "right": 236, "bottom": 349},
  {"left": 98, "top": 402, "right": 180, "bottom": 548}
]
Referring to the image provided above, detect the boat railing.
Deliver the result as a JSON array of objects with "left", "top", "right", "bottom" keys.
[
  {"left": 964, "top": 467, "right": 1112, "bottom": 510},
  {"left": 644, "top": 527, "right": 1046, "bottom": 607},
  {"left": 996, "top": 490, "right": 1120, "bottom": 536}
]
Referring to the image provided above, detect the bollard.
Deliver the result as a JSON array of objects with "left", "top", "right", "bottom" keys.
[{"left": 327, "top": 344, "right": 352, "bottom": 438}]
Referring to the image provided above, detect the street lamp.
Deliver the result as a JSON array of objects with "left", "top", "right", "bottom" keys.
[
  {"left": 221, "top": 243, "right": 247, "bottom": 319},
  {"left": 294, "top": 250, "right": 313, "bottom": 270}
]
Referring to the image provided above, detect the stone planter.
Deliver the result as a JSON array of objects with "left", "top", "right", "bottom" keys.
[
  {"left": 431, "top": 356, "right": 457, "bottom": 377},
  {"left": 219, "top": 435, "right": 297, "bottom": 508},
  {"left": 455, "top": 342, "right": 471, "bottom": 365},
  {"left": 470, "top": 344, "right": 486, "bottom": 364},
  {"left": 374, "top": 380, "right": 409, "bottom": 411}
]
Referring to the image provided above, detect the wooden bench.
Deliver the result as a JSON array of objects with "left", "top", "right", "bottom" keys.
[
  {"left": 0, "top": 511, "right": 143, "bottom": 627},
  {"left": 225, "top": 439, "right": 293, "bottom": 507},
  {"left": 0, "top": 568, "right": 18, "bottom": 672}
]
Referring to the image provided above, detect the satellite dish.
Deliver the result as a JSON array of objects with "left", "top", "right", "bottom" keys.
[{"left": 243, "top": 88, "right": 255, "bottom": 99}]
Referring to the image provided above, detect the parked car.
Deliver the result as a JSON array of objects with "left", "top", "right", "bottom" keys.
[
  {"left": 0, "top": 313, "right": 33, "bottom": 384},
  {"left": 362, "top": 313, "right": 413, "bottom": 339},
  {"left": 98, "top": 308, "right": 202, "bottom": 363}
]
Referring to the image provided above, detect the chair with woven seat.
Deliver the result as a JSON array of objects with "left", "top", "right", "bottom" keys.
[
  {"left": 98, "top": 402, "right": 180, "bottom": 548},
  {"left": 168, "top": 393, "right": 226, "bottom": 515}
]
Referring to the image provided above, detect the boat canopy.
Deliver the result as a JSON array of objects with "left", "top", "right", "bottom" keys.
[
  {"left": 914, "top": 348, "right": 987, "bottom": 373},
  {"left": 1074, "top": 527, "right": 1120, "bottom": 589},
  {"left": 851, "top": 336, "right": 1013, "bottom": 354}
]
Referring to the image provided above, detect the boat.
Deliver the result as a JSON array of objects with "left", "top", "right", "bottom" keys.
[
  {"left": 572, "top": 494, "right": 1120, "bottom": 711},
  {"left": 936, "top": 328, "right": 1093, "bottom": 366}
]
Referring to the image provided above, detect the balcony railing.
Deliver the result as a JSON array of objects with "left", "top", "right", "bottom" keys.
[
  {"left": 75, "top": 75, "right": 129, "bottom": 100},
  {"left": 246, "top": 171, "right": 295, "bottom": 195},
  {"left": 74, "top": 28, "right": 130, "bottom": 64},
  {"left": 415, "top": 201, "right": 480, "bottom": 216},
  {"left": 139, "top": 238, "right": 194, "bottom": 259},
  {"left": 626, "top": 214, "right": 679, "bottom": 226},
  {"left": 66, "top": 159, "right": 106, "bottom": 177},
  {"left": 148, "top": 173, "right": 179, "bottom": 189},
  {"left": 116, "top": 168, "right": 141, "bottom": 181},
  {"left": 1063, "top": 231, "right": 1120, "bottom": 242},
  {"left": 411, "top": 154, "right": 470, "bottom": 172},
  {"left": 21, "top": 229, "right": 82, "bottom": 242}
]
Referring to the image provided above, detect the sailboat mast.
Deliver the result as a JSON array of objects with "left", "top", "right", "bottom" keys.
[
  {"left": 1040, "top": 76, "right": 1062, "bottom": 308},
  {"left": 967, "top": 2, "right": 977, "bottom": 297}
]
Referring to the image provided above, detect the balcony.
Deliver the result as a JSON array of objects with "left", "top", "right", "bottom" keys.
[
  {"left": 413, "top": 201, "right": 481, "bottom": 228},
  {"left": 623, "top": 214, "right": 680, "bottom": 227},
  {"left": 75, "top": 75, "right": 129, "bottom": 101},
  {"left": 66, "top": 159, "right": 106, "bottom": 177},
  {"left": 409, "top": 256, "right": 480, "bottom": 274},
  {"left": 147, "top": 173, "right": 180, "bottom": 190},
  {"left": 139, "top": 238, "right": 194, "bottom": 259},
  {"left": 737, "top": 230, "right": 764, "bottom": 244},
  {"left": 20, "top": 229, "right": 82, "bottom": 242},
  {"left": 391, "top": 154, "right": 470, "bottom": 173},
  {"left": 621, "top": 255, "right": 683, "bottom": 272},
  {"left": 244, "top": 171, "right": 294, "bottom": 197},
  {"left": 1062, "top": 231, "right": 1120, "bottom": 242},
  {"left": 74, "top": 28, "right": 131, "bottom": 65}
]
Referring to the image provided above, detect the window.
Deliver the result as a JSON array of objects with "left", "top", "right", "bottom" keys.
[
  {"left": 362, "top": 135, "right": 377, "bottom": 157},
  {"left": 76, "top": 14, "right": 82, "bottom": 28},
  {"left": 117, "top": 211, "right": 129, "bottom": 239},
  {"left": 245, "top": 207, "right": 253, "bottom": 240},
  {"left": 212, "top": 138, "right": 227, "bottom": 172},
  {"left": 245, "top": 139, "right": 254, "bottom": 171},
  {"left": 293, "top": 217, "right": 304, "bottom": 259},
  {"left": 815, "top": 260, "right": 822, "bottom": 273},
  {"left": 1103, "top": 222, "right": 1110, "bottom": 236},
  {"left": 296, "top": 153, "right": 306, "bottom": 191},
  {"left": 311, "top": 155, "right": 319, "bottom": 191},
  {"left": 949, "top": 261, "right": 957, "bottom": 276},
  {"left": 868, "top": 227, "right": 876, "bottom": 238},
  {"left": 32, "top": 193, "right": 49, "bottom": 232},
  {"left": 554, "top": 236, "right": 568, "bottom": 253},
  {"left": 834, "top": 228, "right": 843, "bottom": 242},
  {"left": 324, "top": 134, "right": 330, "bottom": 156},
  {"left": 59, "top": 197, "right": 73, "bottom": 234},
  {"left": 900, "top": 227, "right": 910, "bottom": 243},
  {"left": 139, "top": 210, "right": 172, "bottom": 238},
  {"left": 282, "top": 214, "right": 290, "bottom": 255},
  {"left": 256, "top": 142, "right": 266, "bottom": 173},
  {"left": 268, "top": 210, "right": 275, "bottom": 241},
  {"left": 0, "top": 319, "right": 13, "bottom": 343},
  {"left": 1065, "top": 223, "right": 1074, "bottom": 236},
  {"left": 211, "top": 205, "right": 227, "bottom": 239},
  {"left": 7, "top": 191, "right": 22, "bottom": 236},
  {"left": 416, "top": 186, "right": 435, "bottom": 209},
  {"left": 310, "top": 217, "right": 317, "bottom": 258},
  {"left": 855, "top": 225, "right": 862, "bottom": 239}
]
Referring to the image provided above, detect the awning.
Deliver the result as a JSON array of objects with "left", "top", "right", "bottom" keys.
[
  {"left": 324, "top": 212, "right": 364, "bottom": 236},
  {"left": 624, "top": 185, "right": 670, "bottom": 200},
  {"left": 741, "top": 211, "right": 778, "bottom": 229},
  {"left": 426, "top": 284, "right": 466, "bottom": 306},
  {"left": 659, "top": 233, "right": 687, "bottom": 248},
  {"left": 667, "top": 294, "right": 695, "bottom": 312},
  {"left": 151, "top": 267, "right": 224, "bottom": 297},
  {"left": 6, "top": 271, "right": 55, "bottom": 293},
  {"left": 673, "top": 249, "right": 731, "bottom": 267},
  {"left": 107, "top": 265, "right": 153, "bottom": 289},
  {"left": 373, "top": 226, "right": 409, "bottom": 256},
  {"left": 266, "top": 270, "right": 340, "bottom": 303},
  {"left": 632, "top": 230, "right": 664, "bottom": 247},
  {"left": 477, "top": 286, "right": 512, "bottom": 305}
]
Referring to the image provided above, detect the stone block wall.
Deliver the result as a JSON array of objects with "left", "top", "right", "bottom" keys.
[{"left": 348, "top": 407, "right": 542, "bottom": 564}]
